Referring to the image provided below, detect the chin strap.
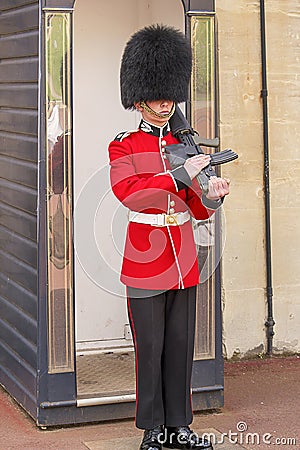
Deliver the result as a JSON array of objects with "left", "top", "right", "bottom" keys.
[{"left": 140, "top": 101, "right": 175, "bottom": 120}]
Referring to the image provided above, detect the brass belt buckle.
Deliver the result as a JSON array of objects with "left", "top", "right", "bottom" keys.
[{"left": 165, "top": 214, "right": 178, "bottom": 226}]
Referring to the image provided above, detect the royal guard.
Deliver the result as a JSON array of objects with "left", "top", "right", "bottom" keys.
[{"left": 108, "top": 24, "right": 230, "bottom": 450}]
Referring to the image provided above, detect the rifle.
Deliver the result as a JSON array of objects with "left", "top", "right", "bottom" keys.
[{"left": 164, "top": 105, "right": 238, "bottom": 194}]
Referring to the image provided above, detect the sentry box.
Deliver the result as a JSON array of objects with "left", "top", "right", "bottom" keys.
[{"left": 0, "top": 0, "right": 223, "bottom": 426}]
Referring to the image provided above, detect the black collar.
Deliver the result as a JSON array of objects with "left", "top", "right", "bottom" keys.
[{"left": 139, "top": 120, "right": 170, "bottom": 137}]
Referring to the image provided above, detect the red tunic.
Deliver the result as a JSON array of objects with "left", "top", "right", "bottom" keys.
[{"left": 108, "top": 122, "right": 215, "bottom": 290}]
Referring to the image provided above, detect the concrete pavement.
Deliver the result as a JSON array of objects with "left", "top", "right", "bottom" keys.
[{"left": 0, "top": 355, "right": 299, "bottom": 449}]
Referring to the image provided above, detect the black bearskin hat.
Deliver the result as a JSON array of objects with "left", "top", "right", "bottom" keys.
[{"left": 120, "top": 24, "right": 192, "bottom": 109}]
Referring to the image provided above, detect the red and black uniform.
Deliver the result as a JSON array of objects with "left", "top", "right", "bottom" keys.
[{"left": 109, "top": 119, "right": 218, "bottom": 429}]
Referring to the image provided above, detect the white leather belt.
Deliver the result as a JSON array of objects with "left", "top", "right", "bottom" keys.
[{"left": 128, "top": 210, "right": 190, "bottom": 227}]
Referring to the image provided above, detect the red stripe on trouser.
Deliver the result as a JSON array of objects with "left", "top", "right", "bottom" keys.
[{"left": 127, "top": 297, "right": 139, "bottom": 416}]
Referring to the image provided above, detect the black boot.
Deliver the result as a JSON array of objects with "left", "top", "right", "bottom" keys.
[
  {"left": 164, "top": 426, "right": 213, "bottom": 449},
  {"left": 140, "top": 425, "right": 164, "bottom": 450}
]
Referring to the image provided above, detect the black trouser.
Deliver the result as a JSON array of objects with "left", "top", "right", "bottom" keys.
[{"left": 127, "top": 286, "right": 197, "bottom": 430}]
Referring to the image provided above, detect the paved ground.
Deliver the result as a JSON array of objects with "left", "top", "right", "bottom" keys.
[{"left": 0, "top": 356, "right": 299, "bottom": 449}]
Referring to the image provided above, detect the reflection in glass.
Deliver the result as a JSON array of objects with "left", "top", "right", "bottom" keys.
[
  {"left": 45, "top": 12, "right": 74, "bottom": 373},
  {"left": 191, "top": 15, "right": 216, "bottom": 360}
]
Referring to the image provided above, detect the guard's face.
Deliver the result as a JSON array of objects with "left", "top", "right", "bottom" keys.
[{"left": 135, "top": 100, "right": 174, "bottom": 126}]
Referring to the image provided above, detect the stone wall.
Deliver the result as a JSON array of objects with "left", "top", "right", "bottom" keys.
[{"left": 217, "top": 0, "right": 300, "bottom": 357}]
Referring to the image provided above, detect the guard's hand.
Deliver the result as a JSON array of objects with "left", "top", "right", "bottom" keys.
[
  {"left": 206, "top": 176, "right": 230, "bottom": 201},
  {"left": 184, "top": 154, "right": 211, "bottom": 180}
]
